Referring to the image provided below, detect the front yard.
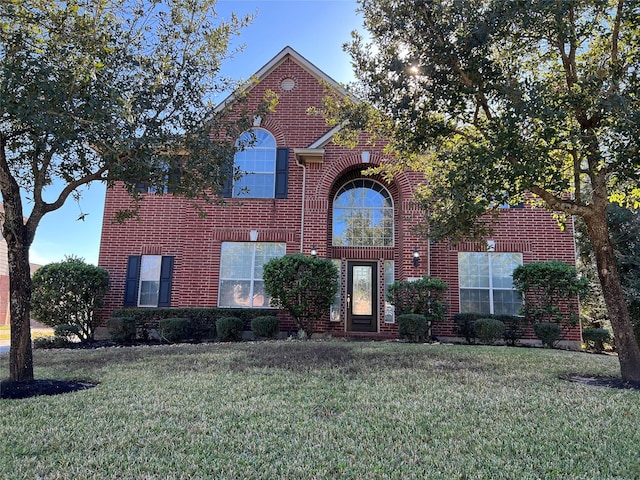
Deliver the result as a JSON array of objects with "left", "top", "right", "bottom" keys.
[{"left": 1, "top": 341, "right": 639, "bottom": 479}]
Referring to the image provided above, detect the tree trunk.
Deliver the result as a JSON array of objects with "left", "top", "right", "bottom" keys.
[
  {"left": 7, "top": 237, "right": 34, "bottom": 383},
  {"left": 586, "top": 212, "right": 640, "bottom": 382}
]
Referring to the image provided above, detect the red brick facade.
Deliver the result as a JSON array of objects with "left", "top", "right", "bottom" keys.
[{"left": 97, "top": 47, "right": 580, "bottom": 345}]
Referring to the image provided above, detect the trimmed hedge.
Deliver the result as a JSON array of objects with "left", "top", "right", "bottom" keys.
[
  {"left": 474, "top": 318, "right": 505, "bottom": 345},
  {"left": 159, "top": 318, "right": 192, "bottom": 343},
  {"left": 111, "top": 307, "right": 276, "bottom": 341},
  {"left": 106, "top": 317, "right": 136, "bottom": 343},
  {"left": 534, "top": 322, "right": 562, "bottom": 348},
  {"left": 454, "top": 313, "right": 524, "bottom": 345},
  {"left": 582, "top": 328, "right": 612, "bottom": 352},
  {"left": 251, "top": 316, "right": 280, "bottom": 339},
  {"left": 216, "top": 317, "right": 245, "bottom": 342},
  {"left": 398, "top": 314, "right": 428, "bottom": 343}
]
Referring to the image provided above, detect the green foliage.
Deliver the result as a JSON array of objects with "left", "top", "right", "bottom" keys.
[
  {"left": 31, "top": 256, "right": 109, "bottom": 342},
  {"left": 534, "top": 323, "right": 562, "bottom": 349},
  {"left": 513, "top": 261, "right": 587, "bottom": 334},
  {"left": 454, "top": 313, "right": 478, "bottom": 344},
  {"left": 112, "top": 307, "right": 277, "bottom": 341},
  {"left": 251, "top": 316, "right": 280, "bottom": 339},
  {"left": 582, "top": 328, "right": 612, "bottom": 353},
  {"left": 397, "top": 314, "right": 428, "bottom": 343},
  {"left": 216, "top": 317, "right": 245, "bottom": 342},
  {"left": 263, "top": 254, "right": 339, "bottom": 338},
  {"left": 159, "top": 318, "right": 192, "bottom": 343},
  {"left": 32, "top": 336, "right": 69, "bottom": 350},
  {"left": 387, "top": 276, "right": 447, "bottom": 326},
  {"left": 495, "top": 314, "right": 527, "bottom": 347},
  {"left": 53, "top": 324, "right": 80, "bottom": 342},
  {"left": 474, "top": 318, "right": 505, "bottom": 345},
  {"left": 105, "top": 317, "right": 136, "bottom": 344},
  {"left": 0, "top": 0, "right": 268, "bottom": 381},
  {"left": 332, "top": 0, "right": 640, "bottom": 380}
]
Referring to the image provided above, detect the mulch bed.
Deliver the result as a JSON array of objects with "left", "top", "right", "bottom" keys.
[
  {"left": 562, "top": 374, "right": 640, "bottom": 391},
  {"left": 1, "top": 379, "right": 97, "bottom": 399}
]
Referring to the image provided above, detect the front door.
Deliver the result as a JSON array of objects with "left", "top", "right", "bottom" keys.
[{"left": 347, "top": 261, "right": 378, "bottom": 332}]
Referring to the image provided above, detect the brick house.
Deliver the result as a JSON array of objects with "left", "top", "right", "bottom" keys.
[{"left": 97, "top": 47, "right": 580, "bottom": 346}]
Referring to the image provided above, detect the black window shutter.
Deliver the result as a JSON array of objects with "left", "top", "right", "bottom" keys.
[
  {"left": 123, "top": 256, "right": 141, "bottom": 307},
  {"left": 158, "top": 256, "right": 174, "bottom": 307},
  {"left": 275, "top": 147, "right": 289, "bottom": 199}
]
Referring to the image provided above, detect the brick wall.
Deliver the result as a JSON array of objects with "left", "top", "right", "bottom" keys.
[{"left": 98, "top": 50, "right": 580, "bottom": 344}]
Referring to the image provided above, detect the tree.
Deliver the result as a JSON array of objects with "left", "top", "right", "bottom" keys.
[
  {"left": 576, "top": 205, "right": 640, "bottom": 340},
  {"left": 0, "top": 0, "right": 270, "bottom": 382},
  {"left": 512, "top": 261, "right": 589, "bottom": 344},
  {"left": 262, "top": 254, "right": 339, "bottom": 338},
  {"left": 31, "top": 256, "right": 109, "bottom": 342},
  {"left": 324, "top": 0, "right": 640, "bottom": 381}
]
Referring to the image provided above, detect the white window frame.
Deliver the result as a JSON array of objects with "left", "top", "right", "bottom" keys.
[
  {"left": 138, "top": 255, "right": 162, "bottom": 307},
  {"left": 218, "top": 242, "right": 286, "bottom": 308},
  {"left": 458, "top": 252, "right": 523, "bottom": 316},
  {"left": 233, "top": 129, "right": 277, "bottom": 198}
]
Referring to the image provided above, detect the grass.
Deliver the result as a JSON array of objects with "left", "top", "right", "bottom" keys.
[{"left": 1, "top": 341, "right": 639, "bottom": 479}]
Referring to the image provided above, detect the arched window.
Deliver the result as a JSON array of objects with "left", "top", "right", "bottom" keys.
[
  {"left": 233, "top": 129, "right": 277, "bottom": 198},
  {"left": 332, "top": 179, "right": 394, "bottom": 246}
]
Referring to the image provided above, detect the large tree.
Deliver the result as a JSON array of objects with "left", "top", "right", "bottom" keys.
[
  {"left": 326, "top": 0, "right": 640, "bottom": 380},
  {"left": 0, "top": 0, "right": 268, "bottom": 383}
]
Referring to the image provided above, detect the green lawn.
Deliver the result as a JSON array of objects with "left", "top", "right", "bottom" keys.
[{"left": 1, "top": 341, "right": 639, "bottom": 479}]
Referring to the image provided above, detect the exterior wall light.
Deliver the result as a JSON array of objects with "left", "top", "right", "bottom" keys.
[
  {"left": 413, "top": 247, "right": 420, "bottom": 267},
  {"left": 310, "top": 246, "right": 318, "bottom": 258}
]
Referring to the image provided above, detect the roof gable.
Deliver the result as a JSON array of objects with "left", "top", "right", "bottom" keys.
[{"left": 214, "top": 46, "right": 347, "bottom": 113}]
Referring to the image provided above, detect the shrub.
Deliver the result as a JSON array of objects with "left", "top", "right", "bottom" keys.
[
  {"left": 454, "top": 313, "right": 479, "bottom": 344},
  {"left": 216, "top": 316, "right": 245, "bottom": 342},
  {"left": 159, "top": 318, "right": 192, "bottom": 343},
  {"left": 496, "top": 315, "right": 526, "bottom": 346},
  {"left": 54, "top": 324, "right": 80, "bottom": 342},
  {"left": 33, "top": 336, "right": 69, "bottom": 349},
  {"left": 534, "top": 322, "right": 562, "bottom": 348},
  {"left": 582, "top": 328, "right": 612, "bottom": 352},
  {"left": 474, "top": 318, "right": 505, "bottom": 345},
  {"left": 263, "top": 254, "right": 339, "bottom": 338},
  {"left": 31, "top": 256, "right": 109, "bottom": 342},
  {"left": 398, "top": 314, "right": 428, "bottom": 343},
  {"left": 387, "top": 276, "right": 448, "bottom": 331},
  {"left": 106, "top": 317, "right": 137, "bottom": 343},
  {"left": 251, "top": 316, "right": 280, "bottom": 339}
]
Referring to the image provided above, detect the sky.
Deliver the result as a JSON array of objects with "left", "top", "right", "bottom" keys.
[{"left": 26, "top": 0, "right": 365, "bottom": 266}]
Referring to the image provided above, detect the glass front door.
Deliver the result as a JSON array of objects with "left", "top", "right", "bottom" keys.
[{"left": 347, "top": 261, "right": 378, "bottom": 332}]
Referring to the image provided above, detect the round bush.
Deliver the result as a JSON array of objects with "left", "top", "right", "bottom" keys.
[
  {"left": 251, "top": 316, "right": 280, "bottom": 339},
  {"left": 474, "top": 318, "right": 505, "bottom": 345},
  {"left": 534, "top": 322, "right": 562, "bottom": 348},
  {"left": 582, "top": 328, "right": 612, "bottom": 352},
  {"left": 159, "top": 318, "right": 192, "bottom": 343},
  {"left": 106, "top": 317, "right": 137, "bottom": 343},
  {"left": 216, "top": 316, "right": 245, "bottom": 342},
  {"left": 398, "top": 314, "right": 427, "bottom": 343}
]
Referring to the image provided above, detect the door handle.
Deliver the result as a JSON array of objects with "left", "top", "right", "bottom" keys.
[{"left": 347, "top": 294, "right": 351, "bottom": 308}]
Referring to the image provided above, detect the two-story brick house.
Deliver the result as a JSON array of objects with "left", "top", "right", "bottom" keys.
[{"left": 97, "top": 47, "right": 580, "bottom": 345}]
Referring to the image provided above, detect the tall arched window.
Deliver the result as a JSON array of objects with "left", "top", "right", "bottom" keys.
[
  {"left": 233, "top": 129, "right": 277, "bottom": 198},
  {"left": 332, "top": 179, "right": 394, "bottom": 246}
]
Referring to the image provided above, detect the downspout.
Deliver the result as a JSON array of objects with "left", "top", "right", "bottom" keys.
[{"left": 296, "top": 157, "right": 306, "bottom": 253}]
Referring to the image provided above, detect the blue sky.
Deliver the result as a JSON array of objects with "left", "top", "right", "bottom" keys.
[{"left": 27, "top": 0, "right": 363, "bottom": 266}]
